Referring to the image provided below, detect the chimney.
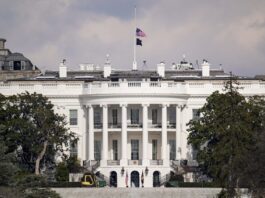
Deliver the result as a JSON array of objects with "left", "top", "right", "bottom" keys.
[
  {"left": 157, "top": 62, "right": 165, "bottom": 77},
  {"left": 103, "top": 54, "right": 111, "bottom": 78},
  {"left": 201, "top": 59, "right": 210, "bottom": 77},
  {"left": 59, "top": 59, "right": 67, "bottom": 78},
  {"left": 0, "top": 38, "right": 6, "bottom": 49}
]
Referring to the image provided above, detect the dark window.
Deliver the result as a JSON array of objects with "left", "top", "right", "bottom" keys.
[
  {"left": 69, "top": 109, "right": 78, "bottom": 125},
  {"left": 169, "top": 140, "right": 176, "bottom": 160},
  {"left": 70, "top": 140, "right": 78, "bottom": 157},
  {"left": 94, "top": 140, "right": 101, "bottom": 160},
  {"left": 112, "top": 109, "right": 118, "bottom": 125},
  {"left": 131, "top": 109, "right": 139, "bottom": 124},
  {"left": 152, "top": 139, "right": 158, "bottom": 160},
  {"left": 192, "top": 109, "right": 200, "bottom": 121},
  {"left": 131, "top": 139, "right": 139, "bottom": 160},
  {"left": 13, "top": 61, "right": 21, "bottom": 70},
  {"left": 112, "top": 140, "right": 118, "bottom": 160},
  {"left": 152, "top": 109, "right": 158, "bottom": 124}
]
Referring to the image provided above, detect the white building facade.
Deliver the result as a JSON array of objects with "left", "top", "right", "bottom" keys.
[{"left": 1, "top": 59, "right": 265, "bottom": 187}]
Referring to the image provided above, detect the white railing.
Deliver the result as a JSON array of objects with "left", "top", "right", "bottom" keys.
[{"left": 128, "top": 82, "right": 141, "bottom": 87}]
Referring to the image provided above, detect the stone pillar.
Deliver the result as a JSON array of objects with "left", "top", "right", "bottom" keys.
[
  {"left": 161, "top": 104, "right": 168, "bottom": 166},
  {"left": 88, "top": 105, "right": 94, "bottom": 160},
  {"left": 82, "top": 106, "right": 88, "bottom": 161},
  {"left": 176, "top": 105, "right": 181, "bottom": 160},
  {"left": 142, "top": 103, "right": 149, "bottom": 166},
  {"left": 101, "top": 104, "right": 108, "bottom": 166},
  {"left": 120, "top": 104, "right": 128, "bottom": 166}
]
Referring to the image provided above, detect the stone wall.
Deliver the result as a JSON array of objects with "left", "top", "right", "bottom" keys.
[{"left": 53, "top": 188, "right": 221, "bottom": 198}]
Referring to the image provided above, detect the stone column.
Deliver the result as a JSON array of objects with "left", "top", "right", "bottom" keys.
[
  {"left": 120, "top": 104, "right": 128, "bottom": 166},
  {"left": 176, "top": 105, "right": 181, "bottom": 160},
  {"left": 82, "top": 106, "right": 88, "bottom": 161},
  {"left": 161, "top": 103, "right": 168, "bottom": 166},
  {"left": 101, "top": 104, "right": 108, "bottom": 166},
  {"left": 88, "top": 105, "right": 94, "bottom": 160},
  {"left": 142, "top": 103, "right": 149, "bottom": 166}
]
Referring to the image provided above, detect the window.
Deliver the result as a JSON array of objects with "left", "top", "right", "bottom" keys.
[
  {"left": 131, "top": 109, "right": 139, "bottom": 124},
  {"left": 69, "top": 109, "right": 78, "bottom": 125},
  {"left": 112, "top": 109, "right": 118, "bottom": 125},
  {"left": 14, "top": 61, "right": 21, "bottom": 70},
  {"left": 169, "top": 140, "right": 176, "bottom": 160},
  {"left": 169, "top": 108, "right": 176, "bottom": 124},
  {"left": 131, "top": 139, "right": 139, "bottom": 160},
  {"left": 192, "top": 109, "right": 200, "bottom": 121},
  {"left": 70, "top": 140, "right": 78, "bottom": 157},
  {"left": 9, "top": 61, "right": 13, "bottom": 70},
  {"left": 112, "top": 140, "right": 118, "bottom": 160},
  {"left": 152, "top": 109, "right": 158, "bottom": 124},
  {"left": 21, "top": 61, "right": 26, "bottom": 70},
  {"left": 94, "top": 140, "right": 101, "bottom": 160},
  {"left": 94, "top": 109, "right": 101, "bottom": 125},
  {"left": 152, "top": 139, "right": 158, "bottom": 160}
]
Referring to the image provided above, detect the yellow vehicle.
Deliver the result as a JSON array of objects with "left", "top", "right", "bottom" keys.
[{"left": 81, "top": 172, "right": 98, "bottom": 187}]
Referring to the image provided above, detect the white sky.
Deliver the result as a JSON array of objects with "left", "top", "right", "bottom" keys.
[{"left": 0, "top": 0, "right": 265, "bottom": 77}]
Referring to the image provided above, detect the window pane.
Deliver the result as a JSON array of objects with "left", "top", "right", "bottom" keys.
[
  {"left": 69, "top": 109, "right": 78, "bottom": 125},
  {"left": 112, "top": 109, "right": 118, "bottom": 125},
  {"left": 131, "top": 109, "right": 139, "bottom": 124},
  {"left": 131, "top": 140, "right": 139, "bottom": 160},
  {"left": 70, "top": 140, "right": 78, "bottom": 157},
  {"left": 152, "top": 139, "right": 157, "bottom": 160},
  {"left": 94, "top": 109, "right": 101, "bottom": 125},
  {"left": 113, "top": 140, "right": 118, "bottom": 160},
  {"left": 94, "top": 140, "right": 101, "bottom": 160},
  {"left": 169, "top": 140, "right": 176, "bottom": 160},
  {"left": 152, "top": 109, "right": 157, "bottom": 124},
  {"left": 192, "top": 109, "right": 200, "bottom": 121}
]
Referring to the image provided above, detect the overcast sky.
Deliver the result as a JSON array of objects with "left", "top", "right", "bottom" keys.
[{"left": 0, "top": 0, "right": 265, "bottom": 77}]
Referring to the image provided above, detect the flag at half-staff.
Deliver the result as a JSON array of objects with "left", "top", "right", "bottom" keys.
[
  {"left": 136, "top": 28, "right": 146, "bottom": 37},
  {"left": 136, "top": 38, "right": 142, "bottom": 46}
]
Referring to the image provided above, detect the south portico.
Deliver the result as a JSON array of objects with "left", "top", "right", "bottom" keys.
[{"left": 80, "top": 101, "right": 192, "bottom": 187}]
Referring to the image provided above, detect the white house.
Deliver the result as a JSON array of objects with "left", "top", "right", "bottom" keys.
[{"left": 1, "top": 56, "right": 265, "bottom": 187}]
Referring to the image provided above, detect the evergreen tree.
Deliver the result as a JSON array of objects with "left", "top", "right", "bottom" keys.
[{"left": 187, "top": 76, "right": 265, "bottom": 197}]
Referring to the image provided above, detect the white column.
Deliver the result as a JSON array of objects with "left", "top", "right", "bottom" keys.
[
  {"left": 176, "top": 105, "right": 181, "bottom": 160},
  {"left": 88, "top": 105, "right": 94, "bottom": 161},
  {"left": 82, "top": 106, "right": 88, "bottom": 161},
  {"left": 161, "top": 103, "right": 168, "bottom": 166},
  {"left": 142, "top": 103, "right": 149, "bottom": 166},
  {"left": 101, "top": 104, "right": 108, "bottom": 165},
  {"left": 120, "top": 104, "right": 128, "bottom": 166}
]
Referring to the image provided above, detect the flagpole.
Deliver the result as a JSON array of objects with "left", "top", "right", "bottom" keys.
[{"left": 133, "top": 5, "right": 137, "bottom": 70}]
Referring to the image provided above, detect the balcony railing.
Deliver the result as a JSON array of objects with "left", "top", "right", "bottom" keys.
[
  {"left": 128, "top": 160, "right": 142, "bottom": 165},
  {"left": 127, "top": 123, "right": 143, "bottom": 128},
  {"left": 108, "top": 123, "right": 121, "bottom": 128},
  {"left": 94, "top": 123, "right": 102, "bottom": 129},
  {"left": 148, "top": 123, "right": 162, "bottom": 128},
  {"left": 107, "top": 160, "right": 120, "bottom": 166},
  {"left": 150, "top": 160, "right": 163, "bottom": 165},
  {"left": 167, "top": 123, "right": 176, "bottom": 128}
]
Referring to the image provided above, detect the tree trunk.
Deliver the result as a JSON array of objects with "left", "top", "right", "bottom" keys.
[{"left": 35, "top": 140, "right": 48, "bottom": 175}]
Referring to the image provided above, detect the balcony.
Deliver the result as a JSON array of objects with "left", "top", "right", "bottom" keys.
[
  {"left": 107, "top": 160, "right": 120, "bottom": 166},
  {"left": 94, "top": 123, "right": 102, "bottom": 129},
  {"left": 150, "top": 160, "right": 163, "bottom": 165},
  {"left": 127, "top": 123, "right": 142, "bottom": 128},
  {"left": 128, "top": 160, "right": 142, "bottom": 165},
  {"left": 108, "top": 123, "right": 121, "bottom": 128},
  {"left": 167, "top": 123, "right": 176, "bottom": 129}
]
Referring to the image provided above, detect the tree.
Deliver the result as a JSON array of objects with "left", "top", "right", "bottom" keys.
[
  {"left": 0, "top": 92, "right": 77, "bottom": 175},
  {"left": 187, "top": 77, "right": 265, "bottom": 197}
]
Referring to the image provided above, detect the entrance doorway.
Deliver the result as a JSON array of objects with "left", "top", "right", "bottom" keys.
[
  {"left": 153, "top": 171, "right": 160, "bottom": 187},
  {"left": 131, "top": 171, "right": 140, "bottom": 187},
  {"left": 110, "top": 171, "right": 117, "bottom": 187}
]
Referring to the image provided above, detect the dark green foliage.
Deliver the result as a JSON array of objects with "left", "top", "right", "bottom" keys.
[
  {"left": 0, "top": 92, "right": 77, "bottom": 174},
  {"left": 0, "top": 142, "right": 18, "bottom": 186},
  {"left": 55, "top": 162, "right": 69, "bottom": 182},
  {"left": 24, "top": 188, "right": 61, "bottom": 198},
  {"left": 188, "top": 77, "right": 265, "bottom": 197},
  {"left": 0, "top": 187, "right": 25, "bottom": 198},
  {"left": 16, "top": 174, "right": 47, "bottom": 189}
]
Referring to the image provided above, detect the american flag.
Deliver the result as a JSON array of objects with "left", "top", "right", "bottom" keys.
[{"left": 136, "top": 28, "right": 146, "bottom": 37}]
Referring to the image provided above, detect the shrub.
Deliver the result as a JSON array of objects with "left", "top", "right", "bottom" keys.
[{"left": 55, "top": 162, "right": 69, "bottom": 182}]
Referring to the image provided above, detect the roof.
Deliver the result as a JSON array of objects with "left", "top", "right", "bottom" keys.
[{"left": 6, "top": 53, "right": 30, "bottom": 61}]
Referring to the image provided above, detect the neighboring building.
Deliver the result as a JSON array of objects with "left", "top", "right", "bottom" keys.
[
  {"left": 0, "top": 38, "right": 41, "bottom": 80},
  {"left": 1, "top": 55, "right": 265, "bottom": 187}
]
